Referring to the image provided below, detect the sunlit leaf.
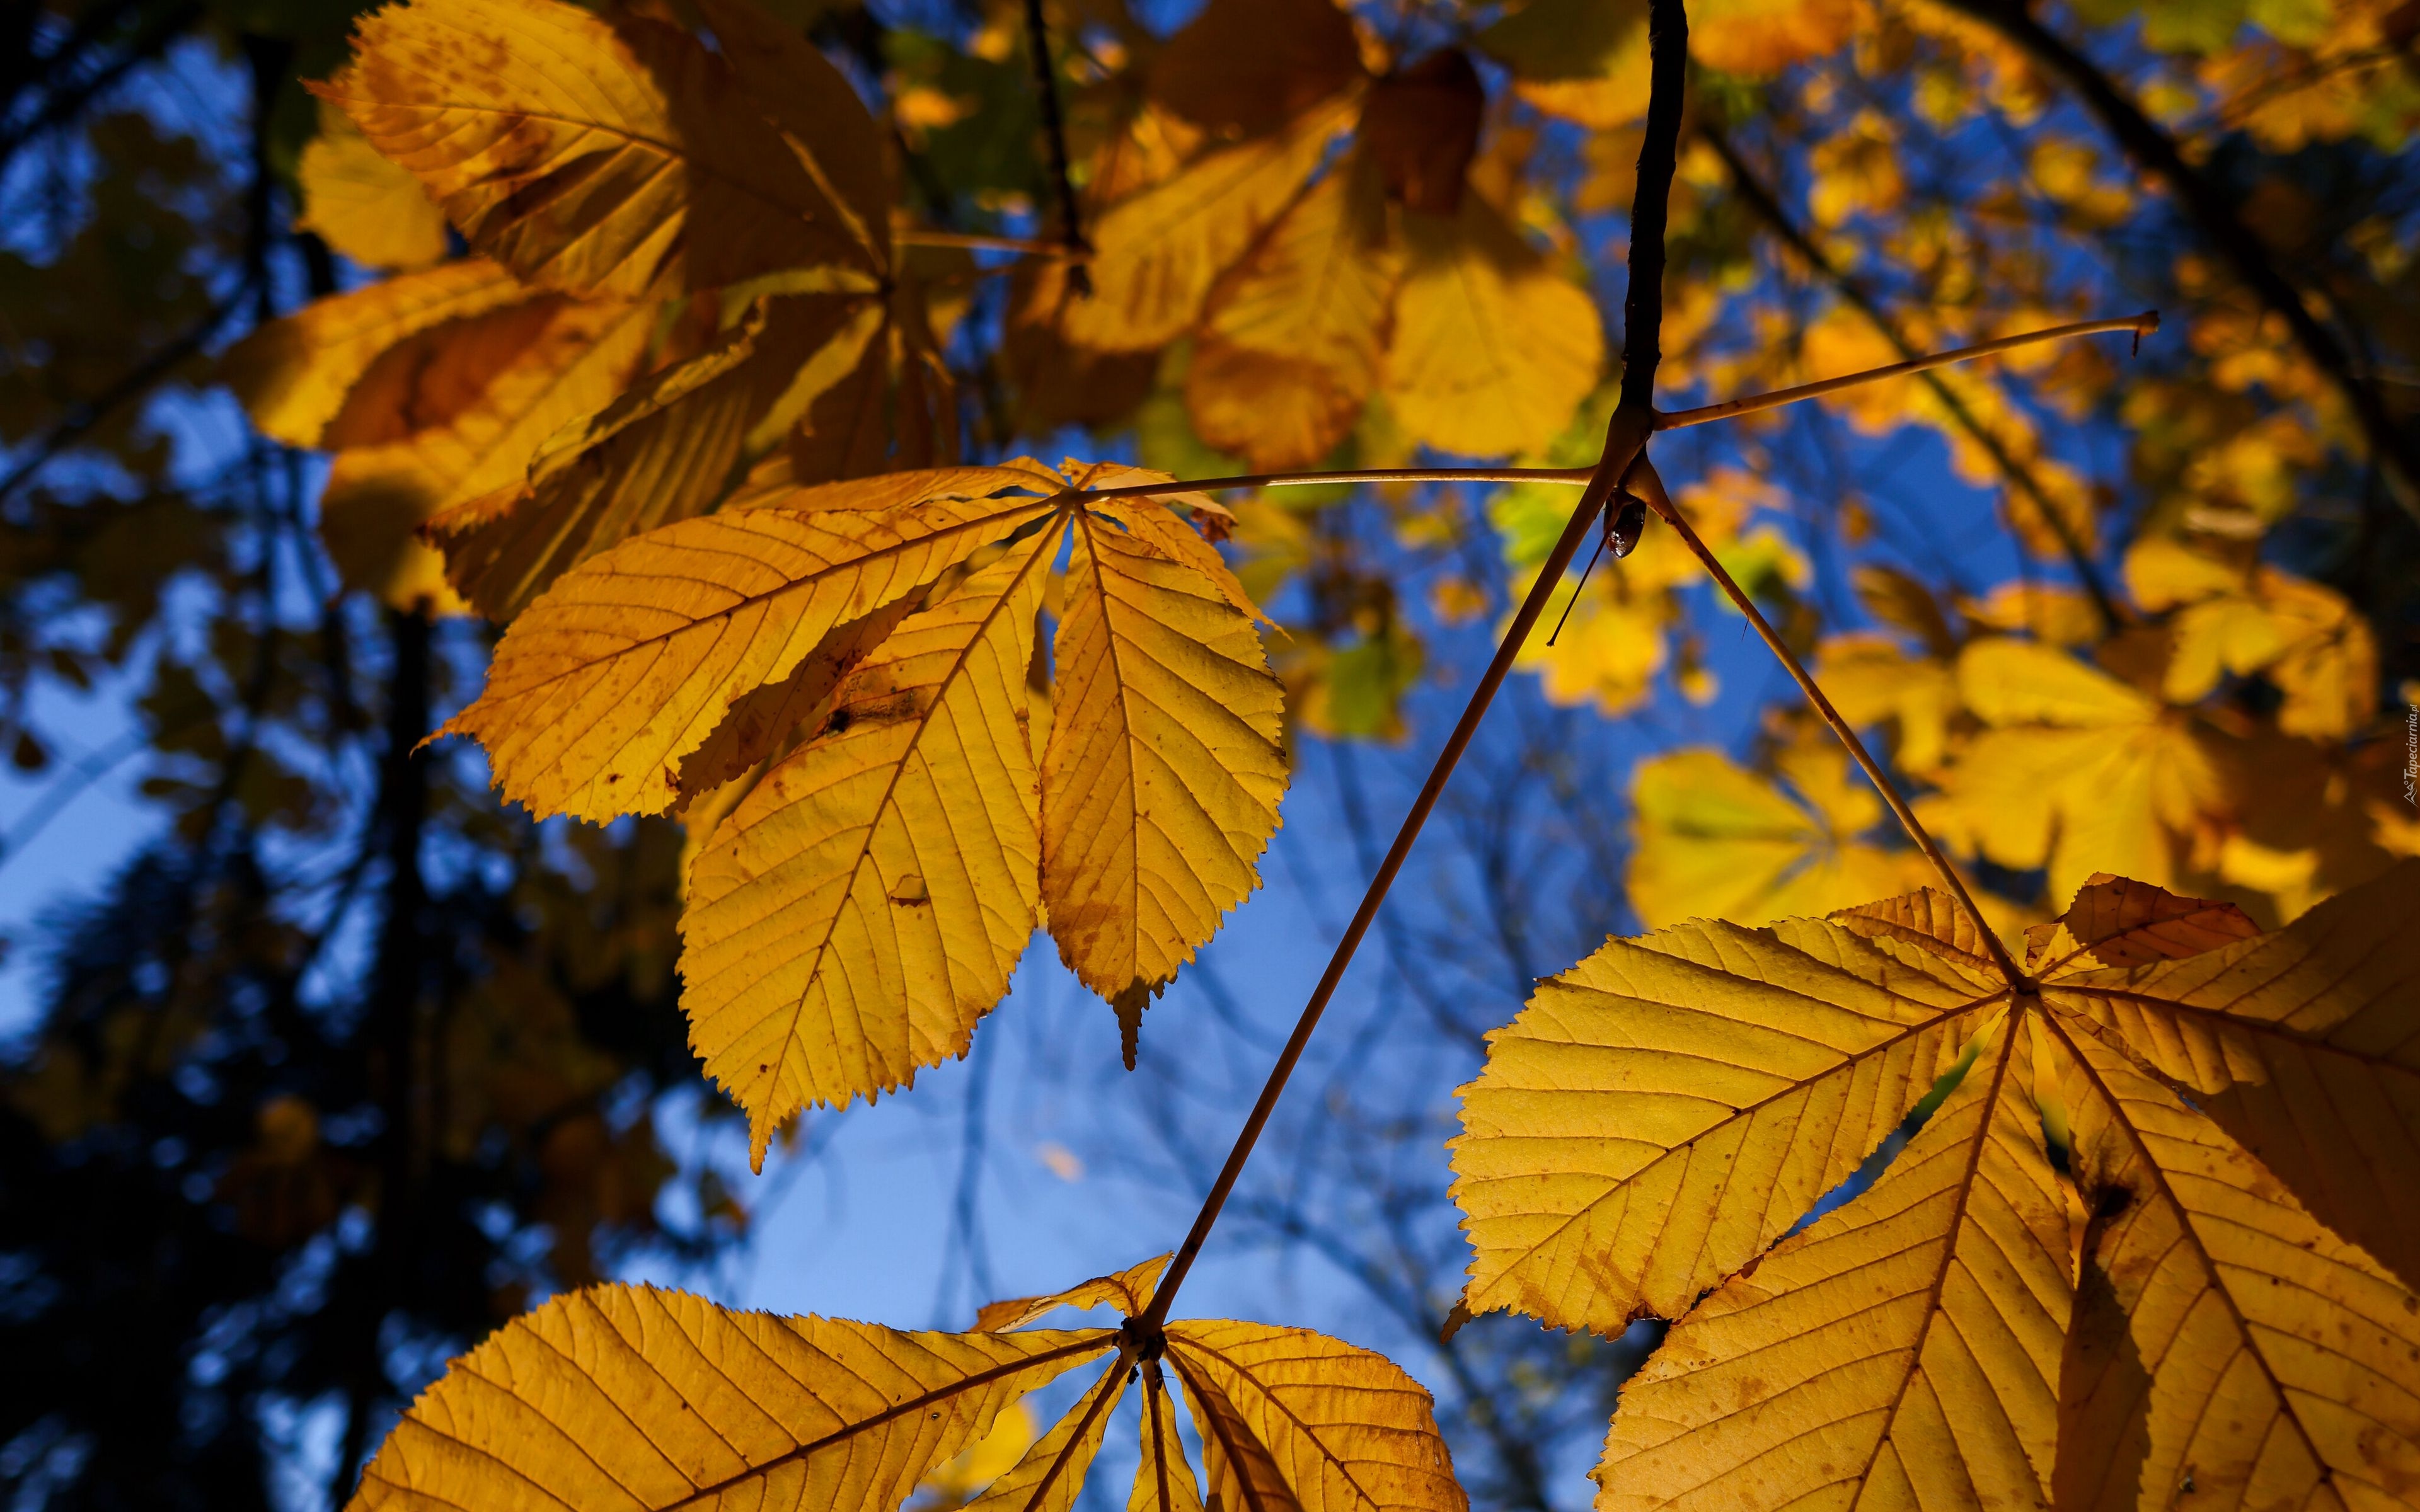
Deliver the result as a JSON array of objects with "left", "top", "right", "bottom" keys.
[
  {"left": 293, "top": 101, "right": 448, "bottom": 271},
  {"left": 1384, "top": 195, "right": 1602, "bottom": 459},
  {"left": 320, "top": 0, "right": 875, "bottom": 297}
]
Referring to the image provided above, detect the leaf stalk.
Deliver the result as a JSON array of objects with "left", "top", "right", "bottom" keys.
[
  {"left": 1628, "top": 459, "right": 2029, "bottom": 987},
  {"left": 1655, "top": 312, "right": 2158, "bottom": 432},
  {"left": 1135, "top": 0, "right": 1691, "bottom": 1332}
]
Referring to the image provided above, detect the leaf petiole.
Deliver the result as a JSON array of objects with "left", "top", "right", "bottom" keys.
[
  {"left": 1657, "top": 312, "right": 2158, "bottom": 432},
  {"left": 892, "top": 229, "right": 1085, "bottom": 258},
  {"left": 1627, "top": 456, "right": 2029, "bottom": 987}
]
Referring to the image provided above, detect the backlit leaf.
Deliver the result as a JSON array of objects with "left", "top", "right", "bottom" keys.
[
  {"left": 294, "top": 102, "right": 448, "bottom": 271},
  {"left": 1457, "top": 865, "right": 2420, "bottom": 1509},
  {"left": 1167, "top": 1319, "right": 1465, "bottom": 1512},
  {"left": 439, "top": 461, "right": 1286, "bottom": 1148},
  {"left": 1384, "top": 195, "right": 1602, "bottom": 458},
  {"left": 1931, "top": 637, "right": 2229, "bottom": 902},
  {"left": 320, "top": 0, "right": 872, "bottom": 297},
  {"left": 976, "top": 1253, "right": 1170, "bottom": 1331},
  {"left": 1066, "top": 97, "right": 1356, "bottom": 353},
  {"left": 347, "top": 1275, "right": 1456, "bottom": 1512},
  {"left": 426, "top": 292, "right": 878, "bottom": 619},
  {"left": 2046, "top": 864, "right": 2420, "bottom": 1293},
  {"left": 1187, "top": 166, "right": 1402, "bottom": 471},
  {"left": 681, "top": 542, "right": 1051, "bottom": 1167},
  {"left": 439, "top": 481, "right": 1063, "bottom": 823},
  {"left": 1450, "top": 907, "right": 1994, "bottom": 1334},
  {"left": 1042, "top": 502, "right": 1287, "bottom": 1056},
  {"left": 226, "top": 259, "right": 536, "bottom": 448},
  {"left": 345, "top": 1283, "right": 1110, "bottom": 1512},
  {"left": 1627, "top": 743, "right": 1937, "bottom": 929},
  {"left": 1594, "top": 1007, "right": 2074, "bottom": 1511}
]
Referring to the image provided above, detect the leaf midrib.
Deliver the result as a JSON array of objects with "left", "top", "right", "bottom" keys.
[{"left": 761, "top": 518, "right": 1061, "bottom": 1111}]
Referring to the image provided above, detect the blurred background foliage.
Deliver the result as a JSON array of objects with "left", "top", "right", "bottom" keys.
[{"left": 1, "top": 0, "right": 2415, "bottom": 1504}]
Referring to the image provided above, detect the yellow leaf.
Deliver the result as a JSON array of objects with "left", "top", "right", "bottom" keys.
[
  {"left": 1935, "top": 638, "right": 2228, "bottom": 900},
  {"left": 1959, "top": 579, "right": 2103, "bottom": 647},
  {"left": 1384, "top": 195, "right": 1603, "bottom": 458},
  {"left": 1815, "top": 633, "right": 1961, "bottom": 776},
  {"left": 345, "top": 1283, "right": 1112, "bottom": 1512},
  {"left": 440, "top": 483, "right": 1063, "bottom": 823},
  {"left": 427, "top": 293, "right": 878, "bottom": 619},
  {"left": 1066, "top": 96, "right": 1355, "bottom": 352},
  {"left": 1167, "top": 1319, "right": 1465, "bottom": 1512},
  {"left": 320, "top": 0, "right": 871, "bottom": 297},
  {"left": 2126, "top": 536, "right": 2378, "bottom": 736},
  {"left": 682, "top": 542, "right": 1051, "bottom": 1167},
  {"left": 293, "top": 101, "right": 447, "bottom": 270},
  {"left": 976, "top": 1254, "right": 1171, "bottom": 1332},
  {"left": 1132, "top": 1373, "right": 1208, "bottom": 1512},
  {"left": 1626, "top": 744, "right": 1937, "bottom": 929},
  {"left": 446, "top": 461, "right": 1285, "bottom": 1133},
  {"left": 1042, "top": 506, "right": 1288, "bottom": 1051},
  {"left": 2050, "top": 1016, "right": 2420, "bottom": 1511},
  {"left": 1478, "top": 0, "right": 1651, "bottom": 129},
  {"left": 1188, "top": 167, "right": 1400, "bottom": 469},
  {"left": 225, "top": 259, "right": 535, "bottom": 448},
  {"left": 348, "top": 1277, "right": 1455, "bottom": 1512},
  {"left": 1449, "top": 908, "right": 1996, "bottom": 1333},
  {"left": 2048, "top": 864, "right": 2420, "bottom": 1293},
  {"left": 1457, "top": 866, "right": 2420, "bottom": 1509},
  {"left": 916, "top": 1400, "right": 1036, "bottom": 1509},
  {"left": 957, "top": 1368, "right": 1126, "bottom": 1512},
  {"left": 1689, "top": 0, "right": 1859, "bottom": 76},
  {"left": 1596, "top": 1006, "right": 2075, "bottom": 1511},
  {"left": 319, "top": 298, "right": 653, "bottom": 609}
]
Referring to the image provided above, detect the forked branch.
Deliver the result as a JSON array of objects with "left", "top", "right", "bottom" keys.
[
  {"left": 1625, "top": 458, "right": 2029, "bottom": 987},
  {"left": 1132, "top": 0, "right": 1693, "bottom": 1333},
  {"left": 1656, "top": 312, "right": 2157, "bottom": 431},
  {"left": 1071, "top": 313, "right": 2158, "bottom": 507}
]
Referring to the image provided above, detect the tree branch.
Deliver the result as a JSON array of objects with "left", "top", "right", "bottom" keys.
[
  {"left": 1133, "top": 0, "right": 1693, "bottom": 1335},
  {"left": 1630, "top": 458, "right": 2027, "bottom": 987},
  {"left": 0, "top": 290, "right": 247, "bottom": 506},
  {"left": 0, "top": 0, "right": 202, "bottom": 175},
  {"left": 1944, "top": 0, "right": 2420, "bottom": 524},
  {"left": 1697, "top": 118, "right": 2130, "bottom": 633},
  {"left": 1019, "top": 0, "right": 1091, "bottom": 294},
  {"left": 1657, "top": 312, "right": 2158, "bottom": 432}
]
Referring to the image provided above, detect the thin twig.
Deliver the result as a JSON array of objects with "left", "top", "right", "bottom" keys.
[
  {"left": 1698, "top": 120, "right": 2128, "bottom": 633},
  {"left": 1078, "top": 466, "right": 1595, "bottom": 500},
  {"left": 1133, "top": 454, "right": 1619, "bottom": 1332},
  {"left": 1134, "top": 0, "right": 1691, "bottom": 1335},
  {"left": 1019, "top": 0, "right": 1090, "bottom": 294},
  {"left": 1632, "top": 460, "right": 2027, "bottom": 987},
  {"left": 1656, "top": 313, "right": 2158, "bottom": 432},
  {"left": 0, "top": 0, "right": 201, "bottom": 174},
  {"left": 894, "top": 228, "right": 1078, "bottom": 258},
  {"left": 0, "top": 288, "right": 248, "bottom": 505},
  {"left": 1063, "top": 314, "right": 2156, "bottom": 510}
]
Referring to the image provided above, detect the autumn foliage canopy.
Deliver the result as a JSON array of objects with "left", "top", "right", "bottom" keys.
[{"left": 47, "top": 0, "right": 2416, "bottom": 1501}]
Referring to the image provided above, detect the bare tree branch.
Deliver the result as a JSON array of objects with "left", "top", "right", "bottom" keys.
[{"left": 1945, "top": 0, "right": 2420, "bottom": 524}]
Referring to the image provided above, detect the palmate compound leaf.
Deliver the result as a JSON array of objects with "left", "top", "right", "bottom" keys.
[
  {"left": 318, "top": 0, "right": 878, "bottom": 299},
  {"left": 1452, "top": 864, "right": 2420, "bottom": 1509},
  {"left": 441, "top": 462, "right": 1286, "bottom": 1162},
  {"left": 348, "top": 1262, "right": 1462, "bottom": 1512}
]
